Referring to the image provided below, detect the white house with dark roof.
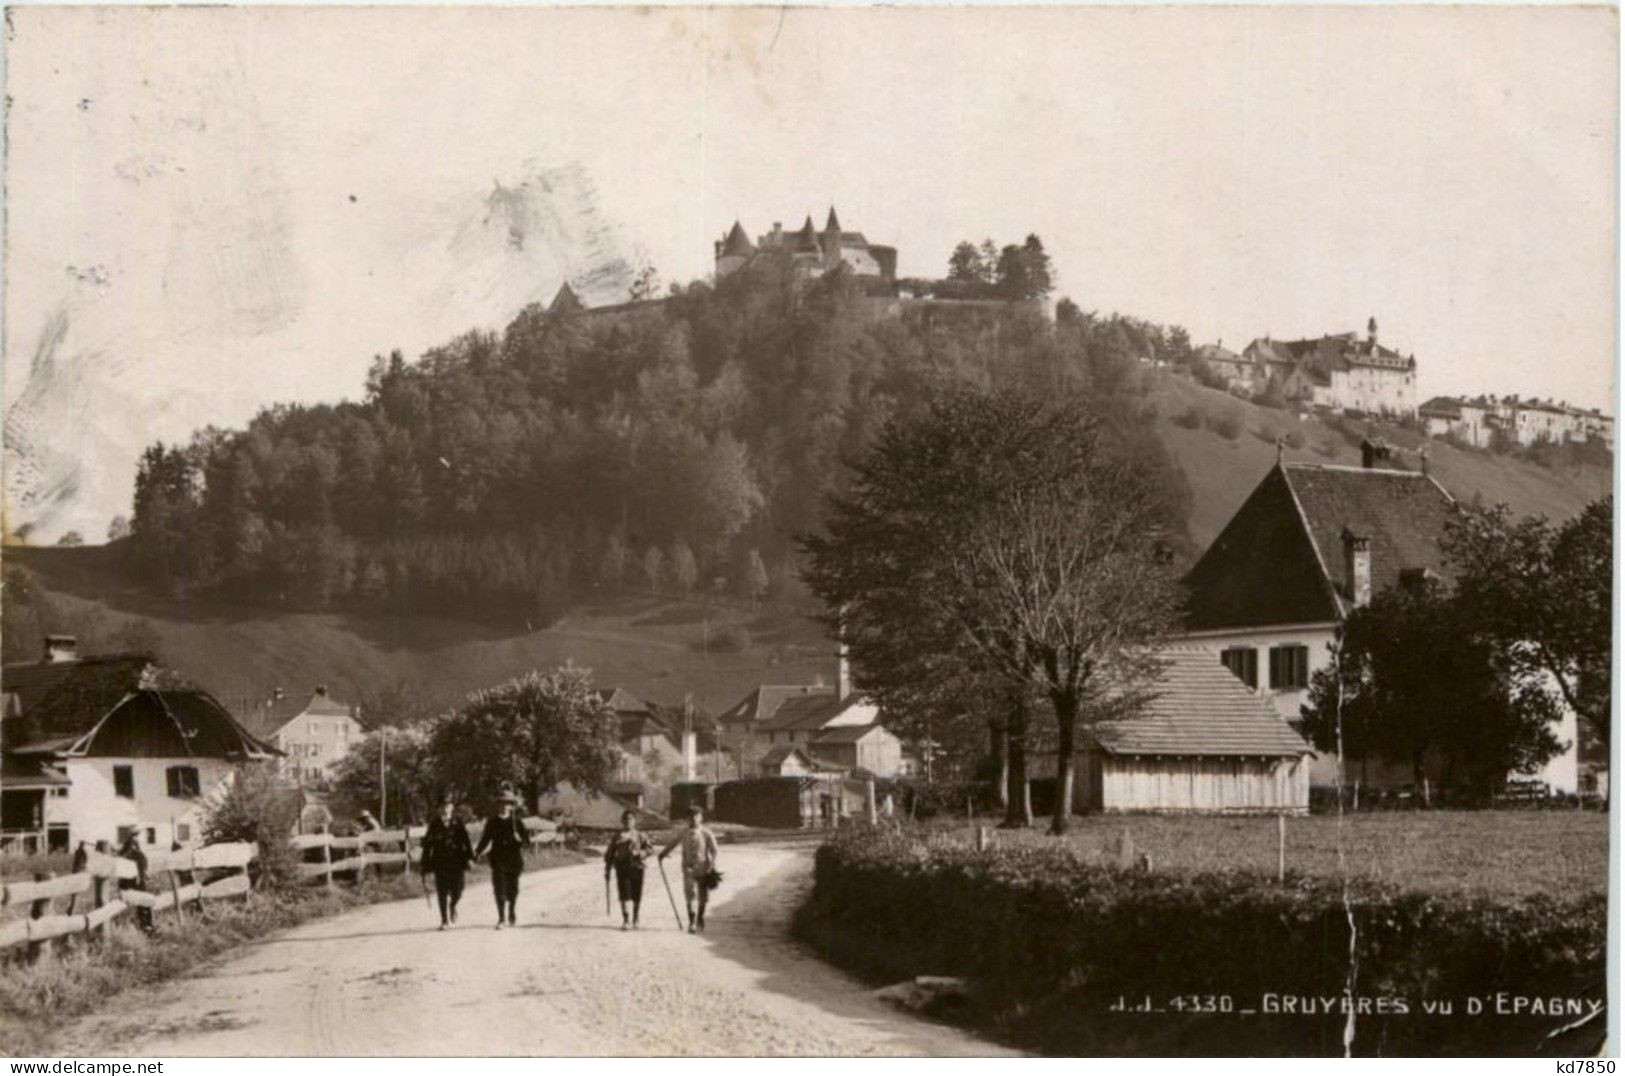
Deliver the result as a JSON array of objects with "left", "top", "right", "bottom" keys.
[
  {"left": 1, "top": 637, "right": 279, "bottom": 852},
  {"left": 1242, "top": 318, "right": 1417, "bottom": 416},
  {"left": 1178, "top": 453, "right": 1583, "bottom": 796},
  {"left": 1177, "top": 455, "right": 1458, "bottom": 788},
  {"left": 713, "top": 649, "right": 905, "bottom": 778}
]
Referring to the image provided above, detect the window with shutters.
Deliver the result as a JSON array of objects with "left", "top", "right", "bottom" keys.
[
  {"left": 1219, "top": 647, "right": 1259, "bottom": 689},
  {"left": 1269, "top": 645, "right": 1311, "bottom": 691},
  {"left": 166, "top": 765, "right": 201, "bottom": 799},
  {"left": 113, "top": 764, "right": 135, "bottom": 798}
]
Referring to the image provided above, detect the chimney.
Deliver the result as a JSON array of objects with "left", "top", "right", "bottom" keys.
[
  {"left": 681, "top": 727, "right": 697, "bottom": 780},
  {"left": 1360, "top": 437, "right": 1391, "bottom": 469},
  {"left": 1342, "top": 528, "right": 1372, "bottom": 608},
  {"left": 315, "top": 684, "right": 328, "bottom": 698},
  {"left": 43, "top": 634, "right": 78, "bottom": 664}
]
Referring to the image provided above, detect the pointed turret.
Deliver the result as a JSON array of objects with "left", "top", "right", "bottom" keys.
[
  {"left": 795, "top": 215, "right": 821, "bottom": 253},
  {"left": 824, "top": 206, "right": 842, "bottom": 233},
  {"left": 549, "top": 282, "right": 583, "bottom": 316},
  {"left": 722, "top": 220, "right": 755, "bottom": 256}
]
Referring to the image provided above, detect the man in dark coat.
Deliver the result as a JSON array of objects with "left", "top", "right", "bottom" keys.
[
  {"left": 421, "top": 797, "right": 474, "bottom": 929},
  {"left": 473, "top": 785, "right": 530, "bottom": 929}
]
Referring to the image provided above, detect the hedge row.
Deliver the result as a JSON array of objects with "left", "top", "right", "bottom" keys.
[{"left": 794, "top": 829, "right": 1606, "bottom": 1056}]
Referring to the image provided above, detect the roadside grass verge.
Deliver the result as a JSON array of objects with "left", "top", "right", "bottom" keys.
[
  {"left": 793, "top": 827, "right": 1606, "bottom": 1057},
  {"left": 921, "top": 810, "right": 1607, "bottom": 898},
  {"left": 0, "top": 846, "right": 587, "bottom": 1054}
]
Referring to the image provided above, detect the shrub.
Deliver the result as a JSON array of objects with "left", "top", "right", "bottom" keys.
[
  {"left": 704, "top": 624, "right": 751, "bottom": 653},
  {"left": 1172, "top": 407, "right": 1202, "bottom": 430},
  {"left": 795, "top": 829, "right": 1605, "bottom": 1057},
  {"left": 201, "top": 767, "right": 301, "bottom": 889},
  {"left": 1189, "top": 359, "right": 1229, "bottom": 392},
  {"left": 1208, "top": 412, "right": 1243, "bottom": 440}
]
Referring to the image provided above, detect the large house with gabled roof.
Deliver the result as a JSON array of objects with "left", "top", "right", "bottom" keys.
[
  {"left": 1178, "top": 455, "right": 1459, "bottom": 786},
  {"left": 0, "top": 637, "right": 278, "bottom": 853}
]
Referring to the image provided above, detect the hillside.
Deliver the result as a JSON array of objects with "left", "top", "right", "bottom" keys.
[
  {"left": 1145, "top": 372, "right": 1610, "bottom": 549},
  {"left": 5, "top": 381, "right": 1605, "bottom": 722},
  {"left": 3, "top": 543, "right": 833, "bottom": 721}
]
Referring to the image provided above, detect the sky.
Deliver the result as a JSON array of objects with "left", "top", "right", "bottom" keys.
[{"left": 3, "top": 5, "right": 1618, "bottom": 533}]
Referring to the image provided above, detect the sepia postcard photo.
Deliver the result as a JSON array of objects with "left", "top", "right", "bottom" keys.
[{"left": 0, "top": 3, "right": 1615, "bottom": 1060}]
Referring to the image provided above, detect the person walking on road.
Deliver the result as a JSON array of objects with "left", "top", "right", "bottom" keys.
[
  {"left": 474, "top": 784, "right": 530, "bottom": 929},
  {"left": 422, "top": 796, "right": 475, "bottom": 929},
  {"left": 604, "top": 808, "right": 653, "bottom": 930},
  {"left": 658, "top": 803, "right": 720, "bottom": 933}
]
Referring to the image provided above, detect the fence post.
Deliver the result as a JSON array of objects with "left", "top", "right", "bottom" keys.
[
  {"left": 90, "top": 863, "right": 107, "bottom": 940},
  {"left": 1276, "top": 812, "right": 1286, "bottom": 884},
  {"left": 169, "top": 865, "right": 186, "bottom": 927},
  {"left": 27, "top": 870, "right": 51, "bottom": 964},
  {"left": 865, "top": 780, "right": 877, "bottom": 825},
  {"left": 322, "top": 835, "right": 335, "bottom": 891}
]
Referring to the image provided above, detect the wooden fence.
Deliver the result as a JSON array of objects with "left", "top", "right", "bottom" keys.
[
  {"left": 296, "top": 817, "right": 563, "bottom": 887},
  {"left": 0, "top": 842, "right": 256, "bottom": 955}
]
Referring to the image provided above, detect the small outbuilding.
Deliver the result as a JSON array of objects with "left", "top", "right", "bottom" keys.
[{"left": 1039, "top": 646, "right": 1313, "bottom": 814}]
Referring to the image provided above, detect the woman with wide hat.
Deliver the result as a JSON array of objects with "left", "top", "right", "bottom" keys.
[
  {"left": 421, "top": 795, "right": 474, "bottom": 929},
  {"left": 603, "top": 808, "right": 653, "bottom": 930},
  {"left": 474, "top": 783, "right": 530, "bottom": 929}
]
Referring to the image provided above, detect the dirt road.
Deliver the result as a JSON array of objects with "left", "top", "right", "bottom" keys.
[{"left": 54, "top": 846, "right": 1013, "bottom": 1056}]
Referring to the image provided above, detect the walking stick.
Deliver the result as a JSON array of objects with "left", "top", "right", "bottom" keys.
[
  {"left": 604, "top": 871, "right": 611, "bottom": 917},
  {"left": 656, "top": 857, "right": 684, "bottom": 930}
]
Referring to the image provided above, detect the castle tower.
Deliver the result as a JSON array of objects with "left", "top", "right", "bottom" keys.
[
  {"left": 715, "top": 220, "right": 755, "bottom": 279},
  {"left": 822, "top": 205, "right": 843, "bottom": 270}
]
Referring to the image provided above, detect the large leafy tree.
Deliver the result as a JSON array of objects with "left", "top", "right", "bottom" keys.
[
  {"left": 1443, "top": 497, "right": 1612, "bottom": 754},
  {"left": 1299, "top": 577, "right": 1563, "bottom": 798},
  {"left": 427, "top": 665, "right": 620, "bottom": 811},
  {"left": 329, "top": 722, "right": 439, "bottom": 826},
  {"left": 802, "top": 386, "right": 1179, "bottom": 833}
]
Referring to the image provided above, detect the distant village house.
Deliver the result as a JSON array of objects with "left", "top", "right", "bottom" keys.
[{"left": 241, "top": 685, "right": 366, "bottom": 789}]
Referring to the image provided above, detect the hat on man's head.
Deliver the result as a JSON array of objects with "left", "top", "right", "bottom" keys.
[{"left": 495, "top": 782, "right": 523, "bottom": 805}]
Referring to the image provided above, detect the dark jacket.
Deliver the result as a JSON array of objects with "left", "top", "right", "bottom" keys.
[
  {"left": 421, "top": 815, "right": 474, "bottom": 874},
  {"left": 603, "top": 830, "right": 652, "bottom": 874},
  {"left": 474, "top": 812, "right": 531, "bottom": 872}
]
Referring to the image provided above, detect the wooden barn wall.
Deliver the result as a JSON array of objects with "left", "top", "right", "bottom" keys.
[{"left": 1098, "top": 755, "right": 1309, "bottom": 814}]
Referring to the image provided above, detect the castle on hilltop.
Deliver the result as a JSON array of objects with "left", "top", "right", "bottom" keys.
[{"left": 714, "top": 208, "right": 897, "bottom": 286}]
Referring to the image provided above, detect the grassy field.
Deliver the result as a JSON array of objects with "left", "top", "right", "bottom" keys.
[
  {"left": 937, "top": 810, "right": 1608, "bottom": 898},
  {"left": 6, "top": 544, "right": 834, "bottom": 716}
]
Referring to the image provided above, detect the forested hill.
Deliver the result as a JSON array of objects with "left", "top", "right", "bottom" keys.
[{"left": 118, "top": 266, "right": 1194, "bottom": 624}]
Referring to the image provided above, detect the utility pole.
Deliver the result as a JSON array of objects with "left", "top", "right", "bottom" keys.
[{"left": 379, "top": 727, "right": 388, "bottom": 827}]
